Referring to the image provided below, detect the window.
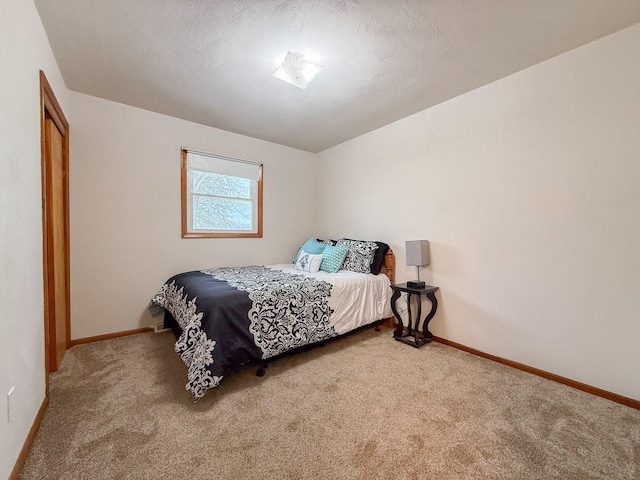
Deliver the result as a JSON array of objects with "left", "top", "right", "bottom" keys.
[{"left": 181, "top": 149, "right": 263, "bottom": 238}]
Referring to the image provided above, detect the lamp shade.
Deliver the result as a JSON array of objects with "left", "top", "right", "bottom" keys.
[{"left": 406, "top": 240, "right": 430, "bottom": 267}]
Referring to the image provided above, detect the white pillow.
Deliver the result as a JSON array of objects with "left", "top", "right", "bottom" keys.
[{"left": 294, "top": 251, "right": 323, "bottom": 273}]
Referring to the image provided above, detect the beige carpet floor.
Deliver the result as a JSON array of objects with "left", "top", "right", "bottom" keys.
[{"left": 20, "top": 327, "right": 640, "bottom": 479}]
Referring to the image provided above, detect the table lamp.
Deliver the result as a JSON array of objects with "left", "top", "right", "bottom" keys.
[{"left": 406, "top": 240, "right": 430, "bottom": 288}]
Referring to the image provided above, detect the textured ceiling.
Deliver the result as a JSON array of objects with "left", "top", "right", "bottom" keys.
[{"left": 35, "top": 0, "right": 640, "bottom": 153}]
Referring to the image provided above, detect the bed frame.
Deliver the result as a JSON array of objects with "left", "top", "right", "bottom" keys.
[
  {"left": 383, "top": 248, "right": 395, "bottom": 285},
  {"left": 379, "top": 249, "right": 395, "bottom": 328}
]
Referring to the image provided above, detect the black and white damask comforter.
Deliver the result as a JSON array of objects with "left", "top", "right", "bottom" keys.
[{"left": 149, "top": 264, "right": 392, "bottom": 399}]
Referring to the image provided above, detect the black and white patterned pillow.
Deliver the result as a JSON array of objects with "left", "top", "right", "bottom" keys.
[
  {"left": 319, "top": 238, "right": 336, "bottom": 246},
  {"left": 335, "top": 239, "right": 378, "bottom": 274}
]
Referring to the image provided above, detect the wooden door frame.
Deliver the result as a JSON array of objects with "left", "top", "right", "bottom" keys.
[{"left": 40, "top": 70, "right": 70, "bottom": 392}]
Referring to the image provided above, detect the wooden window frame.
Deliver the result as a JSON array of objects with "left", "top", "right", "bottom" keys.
[{"left": 181, "top": 149, "right": 263, "bottom": 238}]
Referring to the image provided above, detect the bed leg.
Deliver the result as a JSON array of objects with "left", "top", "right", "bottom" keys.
[{"left": 256, "top": 362, "right": 269, "bottom": 377}]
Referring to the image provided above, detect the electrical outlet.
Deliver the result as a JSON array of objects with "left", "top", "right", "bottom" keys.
[
  {"left": 153, "top": 322, "right": 171, "bottom": 334},
  {"left": 7, "top": 387, "right": 15, "bottom": 423}
]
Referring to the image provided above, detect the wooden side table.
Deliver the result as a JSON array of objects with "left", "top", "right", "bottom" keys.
[{"left": 390, "top": 283, "right": 439, "bottom": 348}]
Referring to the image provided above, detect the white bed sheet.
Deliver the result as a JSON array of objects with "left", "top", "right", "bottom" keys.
[{"left": 269, "top": 264, "right": 393, "bottom": 335}]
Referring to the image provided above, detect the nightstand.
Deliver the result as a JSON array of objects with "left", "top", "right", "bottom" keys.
[{"left": 390, "top": 283, "right": 439, "bottom": 348}]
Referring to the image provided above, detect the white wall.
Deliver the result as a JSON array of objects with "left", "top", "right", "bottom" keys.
[
  {"left": 317, "top": 24, "right": 640, "bottom": 401},
  {"left": 69, "top": 92, "right": 317, "bottom": 339},
  {"left": 0, "top": 1, "right": 68, "bottom": 478}
]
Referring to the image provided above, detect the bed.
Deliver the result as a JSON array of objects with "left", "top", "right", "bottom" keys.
[{"left": 148, "top": 238, "right": 395, "bottom": 400}]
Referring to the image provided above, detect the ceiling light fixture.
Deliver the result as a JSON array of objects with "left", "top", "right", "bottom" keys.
[{"left": 272, "top": 51, "right": 322, "bottom": 89}]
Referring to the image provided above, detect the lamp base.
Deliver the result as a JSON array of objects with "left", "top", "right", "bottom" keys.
[{"left": 406, "top": 280, "right": 425, "bottom": 289}]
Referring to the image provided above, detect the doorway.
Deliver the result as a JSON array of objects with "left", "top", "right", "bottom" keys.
[{"left": 40, "top": 71, "right": 70, "bottom": 382}]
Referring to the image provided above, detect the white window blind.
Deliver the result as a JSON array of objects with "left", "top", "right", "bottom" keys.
[{"left": 187, "top": 151, "right": 261, "bottom": 181}]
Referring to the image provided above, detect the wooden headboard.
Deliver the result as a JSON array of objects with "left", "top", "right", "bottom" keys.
[{"left": 383, "top": 248, "right": 395, "bottom": 285}]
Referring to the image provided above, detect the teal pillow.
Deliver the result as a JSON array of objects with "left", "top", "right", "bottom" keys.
[
  {"left": 320, "top": 245, "right": 349, "bottom": 273},
  {"left": 295, "top": 237, "right": 327, "bottom": 263}
]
